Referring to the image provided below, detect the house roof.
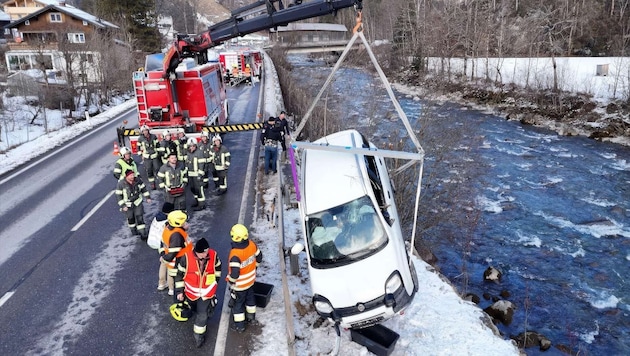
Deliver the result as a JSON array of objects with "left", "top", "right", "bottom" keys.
[
  {"left": 4, "top": 4, "right": 119, "bottom": 30},
  {"left": 270, "top": 23, "right": 347, "bottom": 33}
]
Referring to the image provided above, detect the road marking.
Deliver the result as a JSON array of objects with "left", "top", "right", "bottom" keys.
[
  {"left": 0, "top": 291, "right": 15, "bottom": 308},
  {"left": 72, "top": 190, "right": 115, "bottom": 231},
  {"left": 214, "top": 87, "right": 264, "bottom": 356}
]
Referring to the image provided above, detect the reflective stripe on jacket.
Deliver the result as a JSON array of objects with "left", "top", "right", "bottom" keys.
[
  {"left": 227, "top": 240, "right": 261, "bottom": 291},
  {"left": 160, "top": 225, "right": 192, "bottom": 271},
  {"left": 114, "top": 177, "right": 149, "bottom": 207},
  {"left": 176, "top": 249, "right": 222, "bottom": 301},
  {"left": 211, "top": 145, "right": 231, "bottom": 170},
  {"left": 157, "top": 162, "right": 188, "bottom": 189},
  {"left": 186, "top": 149, "right": 206, "bottom": 177},
  {"left": 113, "top": 158, "right": 139, "bottom": 181},
  {"left": 137, "top": 134, "right": 159, "bottom": 159}
]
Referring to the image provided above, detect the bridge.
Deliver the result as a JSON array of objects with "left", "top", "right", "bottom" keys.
[{"left": 268, "top": 22, "right": 362, "bottom": 53}]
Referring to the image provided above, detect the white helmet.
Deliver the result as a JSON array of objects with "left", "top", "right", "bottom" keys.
[
  {"left": 213, "top": 135, "right": 222, "bottom": 143},
  {"left": 140, "top": 125, "right": 149, "bottom": 132},
  {"left": 201, "top": 131, "right": 209, "bottom": 138},
  {"left": 162, "top": 130, "right": 170, "bottom": 137},
  {"left": 187, "top": 137, "right": 197, "bottom": 146},
  {"left": 119, "top": 146, "right": 130, "bottom": 156}
]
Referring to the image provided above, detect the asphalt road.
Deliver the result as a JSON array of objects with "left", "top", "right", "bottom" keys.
[{"left": 0, "top": 83, "right": 264, "bottom": 355}]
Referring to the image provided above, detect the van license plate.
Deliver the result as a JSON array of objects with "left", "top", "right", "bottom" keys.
[{"left": 350, "top": 315, "right": 384, "bottom": 329}]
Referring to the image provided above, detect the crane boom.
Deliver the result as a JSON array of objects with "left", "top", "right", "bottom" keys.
[{"left": 163, "top": 0, "right": 363, "bottom": 74}]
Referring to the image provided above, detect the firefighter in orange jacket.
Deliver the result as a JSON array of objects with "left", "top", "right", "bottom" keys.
[
  {"left": 175, "top": 238, "right": 221, "bottom": 348},
  {"left": 159, "top": 210, "right": 192, "bottom": 297},
  {"left": 226, "top": 224, "right": 262, "bottom": 332}
]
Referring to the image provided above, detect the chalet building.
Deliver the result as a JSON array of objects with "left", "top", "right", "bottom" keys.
[
  {"left": 2, "top": 0, "right": 63, "bottom": 21},
  {"left": 2, "top": 1, "right": 121, "bottom": 82}
]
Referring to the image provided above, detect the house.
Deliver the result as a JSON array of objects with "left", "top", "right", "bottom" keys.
[
  {"left": 2, "top": 1, "right": 121, "bottom": 83},
  {"left": 2, "top": 0, "right": 65, "bottom": 21}
]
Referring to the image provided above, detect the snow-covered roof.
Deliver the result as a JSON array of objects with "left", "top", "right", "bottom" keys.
[
  {"left": 270, "top": 23, "right": 347, "bottom": 33},
  {"left": 5, "top": 4, "right": 119, "bottom": 30},
  {"left": 0, "top": 11, "right": 10, "bottom": 22}
]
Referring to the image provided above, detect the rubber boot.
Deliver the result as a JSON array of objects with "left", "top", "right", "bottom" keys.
[{"left": 194, "top": 333, "right": 205, "bottom": 348}]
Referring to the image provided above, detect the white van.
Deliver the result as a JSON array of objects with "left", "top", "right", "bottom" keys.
[{"left": 293, "top": 129, "right": 418, "bottom": 329}]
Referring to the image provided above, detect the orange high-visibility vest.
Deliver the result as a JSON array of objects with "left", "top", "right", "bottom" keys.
[
  {"left": 161, "top": 226, "right": 192, "bottom": 269},
  {"left": 227, "top": 240, "right": 259, "bottom": 291},
  {"left": 181, "top": 249, "right": 220, "bottom": 301}
]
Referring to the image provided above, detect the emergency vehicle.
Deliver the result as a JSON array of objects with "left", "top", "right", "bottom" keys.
[
  {"left": 219, "top": 50, "right": 263, "bottom": 86},
  {"left": 117, "top": 0, "right": 363, "bottom": 152}
]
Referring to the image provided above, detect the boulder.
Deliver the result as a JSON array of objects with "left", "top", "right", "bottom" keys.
[
  {"left": 483, "top": 266, "right": 502, "bottom": 283},
  {"left": 484, "top": 300, "right": 515, "bottom": 325}
]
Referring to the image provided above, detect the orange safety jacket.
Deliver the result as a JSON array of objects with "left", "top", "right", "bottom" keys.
[
  {"left": 160, "top": 225, "right": 192, "bottom": 270},
  {"left": 179, "top": 249, "right": 221, "bottom": 301},
  {"left": 227, "top": 240, "right": 260, "bottom": 291}
]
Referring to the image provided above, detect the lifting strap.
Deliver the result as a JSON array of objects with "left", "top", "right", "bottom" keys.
[{"left": 291, "top": 16, "right": 426, "bottom": 256}]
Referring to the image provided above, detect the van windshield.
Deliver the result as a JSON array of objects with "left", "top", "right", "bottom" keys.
[{"left": 306, "top": 196, "right": 388, "bottom": 267}]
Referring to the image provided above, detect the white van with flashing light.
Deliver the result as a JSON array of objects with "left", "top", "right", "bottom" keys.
[{"left": 292, "top": 129, "right": 418, "bottom": 329}]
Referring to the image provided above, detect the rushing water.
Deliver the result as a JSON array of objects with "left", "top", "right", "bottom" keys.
[{"left": 286, "top": 54, "right": 630, "bottom": 355}]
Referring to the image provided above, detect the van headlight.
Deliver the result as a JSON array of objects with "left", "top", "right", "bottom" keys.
[
  {"left": 312, "top": 294, "right": 334, "bottom": 315},
  {"left": 385, "top": 272, "right": 402, "bottom": 294}
]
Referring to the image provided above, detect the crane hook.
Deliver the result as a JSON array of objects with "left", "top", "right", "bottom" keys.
[{"left": 352, "top": 10, "right": 363, "bottom": 33}]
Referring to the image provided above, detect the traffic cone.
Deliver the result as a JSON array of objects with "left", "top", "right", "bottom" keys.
[{"left": 113, "top": 141, "right": 120, "bottom": 156}]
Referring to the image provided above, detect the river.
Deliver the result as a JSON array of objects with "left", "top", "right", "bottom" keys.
[{"left": 286, "top": 54, "right": 630, "bottom": 355}]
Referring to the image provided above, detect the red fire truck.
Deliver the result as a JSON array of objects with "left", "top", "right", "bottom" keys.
[
  {"left": 219, "top": 49, "right": 263, "bottom": 86},
  {"left": 117, "top": 0, "right": 363, "bottom": 151}
]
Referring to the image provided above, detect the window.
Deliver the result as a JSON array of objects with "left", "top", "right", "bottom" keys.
[
  {"left": 25, "top": 20, "right": 30, "bottom": 26},
  {"left": 7, "top": 53, "right": 54, "bottom": 71},
  {"left": 67, "top": 33, "right": 85, "bottom": 43},
  {"left": 50, "top": 13, "right": 62, "bottom": 22},
  {"left": 82, "top": 20, "right": 88, "bottom": 26}
]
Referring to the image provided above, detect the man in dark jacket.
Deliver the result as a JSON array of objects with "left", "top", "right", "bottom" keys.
[{"left": 261, "top": 116, "right": 283, "bottom": 175}]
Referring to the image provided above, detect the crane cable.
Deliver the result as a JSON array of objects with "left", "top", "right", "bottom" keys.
[{"left": 291, "top": 10, "right": 425, "bottom": 260}]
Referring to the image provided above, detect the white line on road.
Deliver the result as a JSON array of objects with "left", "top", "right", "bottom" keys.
[
  {"left": 214, "top": 97, "right": 263, "bottom": 356},
  {"left": 0, "top": 291, "right": 15, "bottom": 308},
  {"left": 72, "top": 190, "right": 115, "bottom": 231}
]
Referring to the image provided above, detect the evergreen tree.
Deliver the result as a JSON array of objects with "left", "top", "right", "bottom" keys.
[{"left": 92, "top": 0, "right": 162, "bottom": 53}]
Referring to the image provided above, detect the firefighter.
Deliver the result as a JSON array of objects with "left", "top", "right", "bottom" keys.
[
  {"left": 175, "top": 238, "right": 221, "bottom": 348},
  {"left": 113, "top": 146, "right": 139, "bottom": 181},
  {"left": 158, "top": 130, "right": 176, "bottom": 165},
  {"left": 157, "top": 151, "right": 188, "bottom": 213},
  {"left": 115, "top": 169, "right": 151, "bottom": 239},
  {"left": 244, "top": 64, "right": 252, "bottom": 85},
  {"left": 175, "top": 131, "right": 188, "bottom": 162},
  {"left": 231, "top": 64, "right": 238, "bottom": 82},
  {"left": 210, "top": 134, "right": 231, "bottom": 195},
  {"left": 185, "top": 137, "right": 206, "bottom": 210},
  {"left": 277, "top": 111, "right": 291, "bottom": 162},
  {"left": 137, "top": 125, "right": 160, "bottom": 189},
  {"left": 197, "top": 131, "right": 213, "bottom": 189},
  {"left": 226, "top": 224, "right": 262, "bottom": 332},
  {"left": 159, "top": 210, "right": 192, "bottom": 297}
]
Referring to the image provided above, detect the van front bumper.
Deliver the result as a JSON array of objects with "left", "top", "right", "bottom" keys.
[{"left": 314, "top": 284, "right": 416, "bottom": 329}]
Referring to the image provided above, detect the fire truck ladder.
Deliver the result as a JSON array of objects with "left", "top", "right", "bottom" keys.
[{"left": 133, "top": 72, "right": 149, "bottom": 123}]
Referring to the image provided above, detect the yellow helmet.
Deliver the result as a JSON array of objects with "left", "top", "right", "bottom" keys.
[
  {"left": 230, "top": 224, "right": 248, "bottom": 242},
  {"left": 168, "top": 210, "right": 187, "bottom": 227},
  {"left": 169, "top": 302, "right": 192, "bottom": 322}
]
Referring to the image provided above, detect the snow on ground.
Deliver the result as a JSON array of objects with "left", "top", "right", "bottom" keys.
[{"left": 427, "top": 57, "right": 630, "bottom": 102}]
